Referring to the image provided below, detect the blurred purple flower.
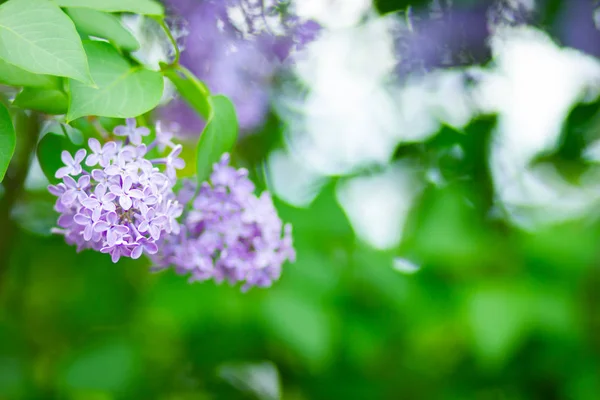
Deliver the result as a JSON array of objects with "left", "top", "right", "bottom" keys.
[
  {"left": 159, "top": 0, "right": 320, "bottom": 135},
  {"left": 151, "top": 153, "right": 295, "bottom": 291}
]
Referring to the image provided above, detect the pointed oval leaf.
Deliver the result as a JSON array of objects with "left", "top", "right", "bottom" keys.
[
  {"left": 53, "top": 0, "right": 164, "bottom": 15},
  {"left": 67, "top": 41, "right": 164, "bottom": 120},
  {"left": 0, "top": 103, "right": 16, "bottom": 182},
  {"left": 13, "top": 87, "right": 68, "bottom": 115},
  {"left": 66, "top": 8, "right": 140, "bottom": 51},
  {"left": 0, "top": 59, "right": 60, "bottom": 88},
  {"left": 0, "top": 0, "right": 92, "bottom": 83},
  {"left": 196, "top": 95, "right": 239, "bottom": 183}
]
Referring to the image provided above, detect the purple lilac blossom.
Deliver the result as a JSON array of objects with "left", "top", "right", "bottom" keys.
[
  {"left": 159, "top": 0, "right": 320, "bottom": 135},
  {"left": 48, "top": 119, "right": 184, "bottom": 263},
  {"left": 150, "top": 153, "right": 295, "bottom": 291}
]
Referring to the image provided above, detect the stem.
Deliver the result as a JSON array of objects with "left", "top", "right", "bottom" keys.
[
  {"left": 156, "top": 17, "right": 180, "bottom": 65},
  {"left": 0, "top": 110, "right": 41, "bottom": 290},
  {"left": 176, "top": 64, "right": 211, "bottom": 98}
]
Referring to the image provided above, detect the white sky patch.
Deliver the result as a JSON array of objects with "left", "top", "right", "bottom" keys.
[
  {"left": 295, "top": 0, "right": 372, "bottom": 29},
  {"left": 477, "top": 26, "right": 600, "bottom": 227},
  {"left": 266, "top": 149, "right": 327, "bottom": 207},
  {"left": 336, "top": 163, "right": 422, "bottom": 250}
]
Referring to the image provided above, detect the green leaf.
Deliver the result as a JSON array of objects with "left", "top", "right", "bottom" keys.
[
  {"left": 37, "top": 129, "right": 79, "bottom": 184},
  {"left": 13, "top": 88, "right": 68, "bottom": 115},
  {"left": 0, "top": 103, "right": 16, "bottom": 182},
  {"left": 0, "top": 0, "right": 92, "bottom": 84},
  {"left": 161, "top": 64, "right": 211, "bottom": 119},
  {"left": 67, "top": 41, "right": 164, "bottom": 120},
  {"left": 66, "top": 8, "right": 140, "bottom": 51},
  {"left": 196, "top": 95, "right": 238, "bottom": 183},
  {"left": 53, "top": 0, "right": 164, "bottom": 15},
  {"left": 0, "top": 59, "right": 60, "bottom": 88}
]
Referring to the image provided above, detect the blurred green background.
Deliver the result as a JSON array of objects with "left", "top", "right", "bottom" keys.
[
  {"left": 2, "top": 115, "right": 600, "bottom": 400},
  {"left": 3, "top": 0, "right": 600, "bottom": 399}
]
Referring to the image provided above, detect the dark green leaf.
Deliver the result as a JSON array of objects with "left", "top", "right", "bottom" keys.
[
  {"left": 0, "top": 0, "right": 92, "bottom": 83},
  {"left": 53, "top": 0, "right": 164, "bottom": 15},
  {"left": 67, "top": 41, "right": 164, "bottom": 120},
  {"left": 13, "top": 88, "right": 68, "bottom": 115},
  {"left": 66, "top": 8, "right": 140, "bottom": 51},
  {"left": 0, "top": 102, "right": 16, "bottom": 182},
  {"left": 196, "top": 95, "right": 238, "bottom": 183},
  {"left": 161, "top": 64, "right": 211, "bottom": 119}
]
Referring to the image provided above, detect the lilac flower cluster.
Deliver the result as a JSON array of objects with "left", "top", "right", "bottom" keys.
[
  {"left": 48, "top": 119, "right": 185, "bottom": 262},
  {"left": 151, "top": 154, "right": 295, "bottom": 291}
]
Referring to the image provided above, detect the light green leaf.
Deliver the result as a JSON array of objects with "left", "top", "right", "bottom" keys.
[
  {"left": 53, "top": 0, "right": 164, "bottom": 15},
  {"left": 13, "top": 88, "right": 68, "bottom": 115},
  {"left": 0, "top": 0, "right": 92, "bottom": 84},
  {"left": 66, "top": 8, "right": 140, "bottom": 51},
  {"left": 161, "top": 63, "right": 211, "bottom": 119},
  {"left": 196, "top": 95, "right": 238, "bottom": 183},
  {"left": 0, "top": 103, "right": 16, "bottom": 182},
  {"left": 0, "top": 59, "right": 60, "bottom": 88},
  {"left": 67, "top": 41, "right": 164, "bottom": 120}
]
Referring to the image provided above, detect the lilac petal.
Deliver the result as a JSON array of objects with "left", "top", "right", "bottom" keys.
[
  {"left": 94, "top": 221, "right": 110, "bottom": 232},
  {"left": 114, "top": 125, "right": 128, "bottom": 136},
  {"left": 106, "top": 229, "right": 117, "bottom": 247},
  {"left": 119, "top": 195, "right": 132, "bottom": 210},
  {"left": 144, "top": 195, "right": 158, "bottom": 205},
  {"left": 173, "top": 159, "right": 185, "bottom": 169},
  {"left": 61, "top": 191, "right": 77, "bottom": 205},
  {"left": 55, "top": 166, "right": 71, "bottom": 179},
  {"left": 138, "top": 221, "right": 149, "bottom": 232},
  {"left": 149, "top": 225, "right": 160, "bottom": 240},
  {"left": 83, "top": 224, "right": 93, "bottom": 241},
  {"left": 128, "top": 189, "right": 144, "bottom": 199},
  {"left": 102, "top": 192, "right": 116, "bottom": 202},
  {"left": 78, "top": 174, "right": 90, "bottom": 188},
  {"left": 48, "top": 184, "right": 64, "bottom": 196},
  {"left": 113, "top": 225, "right": 129, "bottom": 235},
  {"left": 86, "top": 154, "right": 100, "bottom": 167},
  {"left": 63, "top": 175, "right": 77, "bottom": 188},
  {"left": 57, "top": 214, "right": 74, "bottom": 228},
  {"left": 143, "top": 241, "right": 158, "bottom": 254},
  {"left": 104, "top": 141, "right": 117, "bottom": 152},
  {"left": 91, "top": 169, "right": 105, "bottom": 181},
  {"left": 153, "top": 216, "right": 168, "bottom": 226},
  {"left": 110, "top": 248, "right": 121, "bottom": 263},
  {"left": 109, "top": 184, "right": 124, "bottom": 196},
  {"left": 170, "top": 145, "right": 182, "bottom": 158},
  {"left": 95, "top": 184, "right": 107, "bottom": 197},
  {"left": 92, "top": 207, "right": 101, "bottom": 221},
  {"left": 60, "top": 150, "right": 75, "bottom": 165},
  {"left": 131, "top": 245, "right": 143, "bottom": 259},
  {"left": 88, "top": 138, "right": 101, "bottom": 153},
  {"left": 105, "top": 165, "right": 121, "bottom": 175},
  {"left": 106, "top": 211, "right": 117, "bottom": 225},
  {"left": 74, "top": 214, "right": 91, "bottom": 225},
  {"left": 126, "top": 118, "right": 136, "bottom": 129},
  {"left": 102, "top": 201, "right": 116, "bottom": 212},
  {"left": 74, "top": 149, "right": 87, "bottom": 163},
  {"left": 81, "top": 197, "right": 100, "bottom": 209},
  {"left": 122, "top": 176, "right": 132, "bottom": 192}
]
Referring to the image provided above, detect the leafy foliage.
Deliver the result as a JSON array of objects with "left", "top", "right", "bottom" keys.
[
  {"left": 0, "top": 0, "right": 92, "bottom": 83},
  {"left": 67, "top": 41, "right": 164, "bottom": 120},
  {"left": 0, "top": 102, "right": 15, "bottom": 181},
  {"left": 196, "top": 95, "right": 239, "bottom": 183}
]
